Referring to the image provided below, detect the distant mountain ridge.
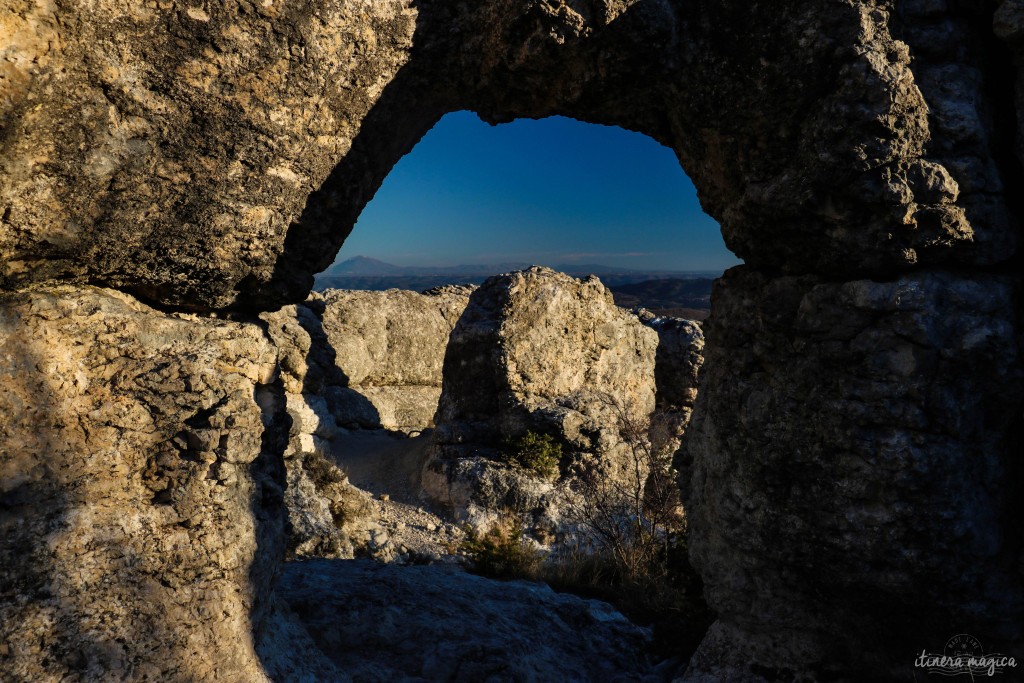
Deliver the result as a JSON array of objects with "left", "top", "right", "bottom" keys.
[
  {"left": 316, "top": 257, "right": 716, "bottom": 320},
  {"left": 329, "top": 256, "right": 410, "bottom": 275},
  {"left": 323, "top": 256, "right": 716, "bottom": 279}
]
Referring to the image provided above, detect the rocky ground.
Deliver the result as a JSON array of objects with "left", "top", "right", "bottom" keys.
[
  {"left": 328, "top": 429, "right": 465, "bottom": 563},
  {"left": 259, "top": 559, "right": 672, "bottom": 682},
  {"left": 257, "top": 424, "right": 684, "bottom": 681}
]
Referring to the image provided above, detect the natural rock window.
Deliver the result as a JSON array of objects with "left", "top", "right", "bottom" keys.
[{"left": 2, "top": 2, "right": 1022, "bottom": 681}]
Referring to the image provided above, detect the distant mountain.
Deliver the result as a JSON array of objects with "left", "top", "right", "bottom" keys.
[
  {"left": 325, "top": 256, "right": 410, "bottom": 276},
  {"left": 322, "top": 256, "right": 716, "bottom": 280},
  {"left": 608, "top": 278, "right": 714, "bottom": 319}
]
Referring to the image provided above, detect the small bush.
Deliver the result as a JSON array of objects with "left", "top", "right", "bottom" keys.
[
  {"left": 460, "top": 517, "right": 545, "bottom": 580},
  {"left": 509, "top": 431, "right": 562, "bottom": 479}
]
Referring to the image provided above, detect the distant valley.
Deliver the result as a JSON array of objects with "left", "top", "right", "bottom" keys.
[{"left": 317, "top": 256, "right": 717, "bottom": 319}]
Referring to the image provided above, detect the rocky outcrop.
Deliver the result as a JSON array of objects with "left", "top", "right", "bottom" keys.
[
  {"left": 260, "top": 559, "right": 659, "bottom": 682},
  {"left": 681, "top": 268, "right": 1024, "bottom": 680},
  {"left": 4, "top": 2, "right": 1016, "bottom": 310},
  {"left": 259, "top": 295, "right": 380, "bottom": 560},
  {"left": 262, "top": 286, "right": 470, "bottom": 435},
  {"left": 0, "top": 285, "right": 287, "bottom": 682},
  {"left": 259, "top": 286, "right": 470, "bottom": 558},
  {"left": 1, "top": 2, "right": 1022, "bottom": 680},
  {"left": 422, "top": 267, "right": 658, "bottom": 531},
  {"left": 318, "top": 286, "right": 472, "bottom": 432}
]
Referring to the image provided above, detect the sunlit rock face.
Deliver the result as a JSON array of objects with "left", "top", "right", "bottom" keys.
[
  {"left": 0, "top": 0, "right": 421, "bottom": 310},
  {"left": 0, "top": 286, "right": 288, "bottom": 682},
  {"left": 314, "top": 286, "right": 473, "bottom": 432},
  {"left": 259, "top": 286, "right": 471, "bottom": 559},
  {"left": 0, "top": 1, "right": 1021, "bottom": 681},
  {"left": 421, "top": 267, "right": 658, "bottom": 530},
  {"left": 2, "top": 1, "right": 1016, "bottom": 310}
]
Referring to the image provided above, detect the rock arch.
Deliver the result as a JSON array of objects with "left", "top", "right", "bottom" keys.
[
  {"left": 1, "top": 1, "right": 1021, "bottom": 680},
  {"left": 5, "top": 1, "right": 1014, "bottom": 309}
]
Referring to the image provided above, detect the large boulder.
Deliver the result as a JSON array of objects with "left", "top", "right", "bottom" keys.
[
  {"left": 421, "top": 267, "right": 658, "bottom": 531},
  {"left": 262, "top": 286, "right": 471, "bottom": 436},
  {"left": 680, "top": 267, "right": 1024, "bottom": 680},
  {"left": 318, "top": 286, "right": 472, "bottom": 432},
  {"left": 0, "top": 286, "right": 287, "bottom": 682}
]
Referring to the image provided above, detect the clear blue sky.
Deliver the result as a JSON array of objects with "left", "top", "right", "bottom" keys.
[{"left": 333, "top": 111, "right": 741, "bottom": 273}]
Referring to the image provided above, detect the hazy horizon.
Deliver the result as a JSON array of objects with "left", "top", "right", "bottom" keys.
[
  {"left": 331, "top": 112, "right": 743, "bottom": 273},
  {"left": 327, "top": 254, "right": 725, "bottom": 275}
]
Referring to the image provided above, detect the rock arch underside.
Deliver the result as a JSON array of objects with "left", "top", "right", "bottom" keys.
[{"left": 1, "top": 0, "right": 1023, "bottom": 680}]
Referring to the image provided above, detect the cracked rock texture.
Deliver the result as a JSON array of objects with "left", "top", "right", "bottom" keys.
[
  {"left": 681, "top": 268, "right": 1024, "bottom": 680},
  {"left": 421, "top": 267, "right": 658, "bottom": 530},
  {"left": 260, "top": 294, "right": 382, "bottom": 560},
  {"left": 0, "top": 285, "right": 287, "bottom": 682},
  {"left": 3, "top": 1, "right": 1018, "bottom": 310},
  {"left": 259, "top": 286, "right": 470, "bottom": 558},
  {"left": 316, "top": 286, "right": 472, "bottom": 431}
]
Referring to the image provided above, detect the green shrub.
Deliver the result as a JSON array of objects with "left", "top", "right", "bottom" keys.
[
  {"left": 509, "top": 431, "right": 562, "bottom": 479},
  {"left": 460, "top": 517, "right": 545, "bottom": 580}
]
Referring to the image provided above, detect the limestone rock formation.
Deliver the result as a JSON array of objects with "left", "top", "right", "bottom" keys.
[
  {"left": 4, "top": 2, "right": 1016, "bottom": 311},
  {"left": 318, "top": 286, "right": 472, "bottom": 431},
  {"left": 258, "top": 296, "right": 379, "bottom": 559},
  {"left": 262, "top": 286, "right": 470, "bottom": 435},
  {"left": 681, "top": 268, "right": 1024, "bottom": 680},
  {"left": 0, "top": 1, "right": 1022, "bottom": 681},
  {"left": 0, "top": 0, "right": 422, "bottom": 309},
  {"left": 259, "top": 286, "right": 470, "bottom": 558},
  {"left": 260, "top": 559, "right": 658, "bottom": 682},
  {"left": 0, "top": 285, "right": 287, "bottom": 682},
  {"left": 421, "top": 267, "right": 658, "bottom": 531}
]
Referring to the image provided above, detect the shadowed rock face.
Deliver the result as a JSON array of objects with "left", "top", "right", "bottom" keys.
[
  {"left": 1, "top": 1, "right": 1022, "bottom": 681},
  {"left": 260, "top": 559, "right": 656, "bottom": 681},
  {"left": 682, "top": 268, "right": 1024, "bottom": 679}
]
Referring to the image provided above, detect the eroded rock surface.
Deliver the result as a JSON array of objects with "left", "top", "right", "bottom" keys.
[
  {"left": 261, "top": 559, "right": 658, "bottom": 682},
  {"left": 0, "top": 285, "right": 287, "bottom": 682},
  {"left": 681, "top": 267, "right": 1024, "bottom": 680},
  {"left": 318, "top": 286, "right": 472, "bottom": 431},
  {"left": 422, "top": 267, "right": 658, "bottom": 531},
  {"left": 1, "top": 0, "right": 421, "bottom": 309},
  {"left": 258, "top": 295, "right": 380, "bottom": 560},
  {"left": 3, "top": 2, "right": 1018, "bottom": 310},
  {"left": 259, "top": 286, "right": 470, "bottom": 558}
]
